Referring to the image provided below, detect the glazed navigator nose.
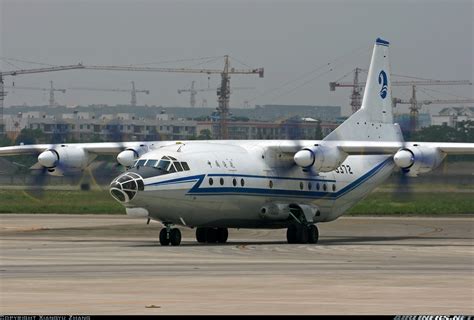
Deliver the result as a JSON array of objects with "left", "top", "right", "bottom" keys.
[{"left": 109, "top": 172, "right": 145, "bottom": 203}]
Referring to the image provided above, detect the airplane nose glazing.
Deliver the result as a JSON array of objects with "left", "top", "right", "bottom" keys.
[{"left": 109, "top": 172, "right": 144, "bottom": 203}]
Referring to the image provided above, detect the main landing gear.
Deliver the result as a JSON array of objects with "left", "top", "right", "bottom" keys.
[
  {"left": 159, "top": 225, "right": 182, "bottom": 246},
  {"left": 286, "top": 224, "right": 319, "bottom": 244},
  {"left": 195, "top": 227, "right": 228, "bottom": 244}
]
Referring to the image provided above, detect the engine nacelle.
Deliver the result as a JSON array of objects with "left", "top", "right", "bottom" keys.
[
  {"left": 117, "top": 146, "right": 148, "bottom": 167},
  {"left": 38, "top": 146, "right": 90, "bottom": 171},
  {"left": 393, "top": 146, "right": 446, "bottom": 177},
  {"left": 294, "top": 144, "right": 347, "bottom": 172}
]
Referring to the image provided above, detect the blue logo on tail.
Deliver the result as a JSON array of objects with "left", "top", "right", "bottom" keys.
[{"left": 378, "top": 70, "right": 388, "bottom": 99}]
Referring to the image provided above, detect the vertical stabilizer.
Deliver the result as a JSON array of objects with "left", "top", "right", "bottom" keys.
[
  {"left": 360, "top": 38, "right": 392, "bottom": 123},
  {"left": 324, "top": 38, "right": 403, "bottom": 142}
]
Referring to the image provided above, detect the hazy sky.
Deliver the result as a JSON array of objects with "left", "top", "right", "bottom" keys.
[{"left": 1, "top": 0, "right": 473, "bottom": 116}]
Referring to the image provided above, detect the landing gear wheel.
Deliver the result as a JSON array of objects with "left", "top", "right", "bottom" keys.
[
  {"left": 206, "top": 228, "right": 218, "bottom": 243},
  {"left": 286, "top": 225, "right": 298, "bottom": 244},
  {"left": 170, "top": 228, "right": 182, "bottom": 246},
  {"left": 297, "top": 224, "right": 309, "bottom": 244},
  {"left": 159, "top": 228, "right": 170, "bottom": 246},
  {"left": 196, "top": 227, "right": 207, "bottom": 243},
  {"left": 307, "top": 224, "right": 319, "bottom": 244},
  {"left": 217, "top": 228, "right": 229, "bottom": 243}
]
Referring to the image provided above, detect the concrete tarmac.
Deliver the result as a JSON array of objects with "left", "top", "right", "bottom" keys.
[{"left": 0, "top": 214, "right": 473, "bottom": 315}]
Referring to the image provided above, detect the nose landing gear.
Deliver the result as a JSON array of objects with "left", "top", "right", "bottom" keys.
[{"left": 159, "top": 225, "right": 182, "bottom": 246}]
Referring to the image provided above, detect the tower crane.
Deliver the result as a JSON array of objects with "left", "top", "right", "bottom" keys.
[
  {"left": 0, "top": 64, "right": 85, "bottom": 134},
  {"left": 329, "top": 68, "right": 472, "bottom": 113},
  {"left": 0, "top": 57, "right": 264, "bottom": 139},
  {"left": 178, "top": 80, "right": 255, "bottom": 108},
  {"left": 83, "top": 56, "right": 264, "bottom": 139},
  {"left": 177, "top": 81, "right": 200, "bottom": 107},
  {"left": 69, "top": 81, "right": 149, "bottom": 107},
  {"left": 392, "top": 85, "right": 474, "bottom": 132},
  {"left": 6, "top": 80, "right": 66, "bottom": 107}
]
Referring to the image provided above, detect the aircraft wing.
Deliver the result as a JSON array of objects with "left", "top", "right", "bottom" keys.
[
  {"left": 0, "top": 141, "right": 160, "bottom": 156},
  {"left": 334, "top": 141, "right": 474, "bottom": 155},
  {"left": 263, "top": 140, "right": 474, "bottom": 156}
]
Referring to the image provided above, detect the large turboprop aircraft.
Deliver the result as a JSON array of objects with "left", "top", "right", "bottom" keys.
[{"left": 1, "top": 38, "right": 473, "bottom": 246}]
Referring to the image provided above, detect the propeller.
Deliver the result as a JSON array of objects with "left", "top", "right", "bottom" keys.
[
  {"left": 278, "top": 118, "right": 322, "bottom": 180},
  {"left": 391, "top": 137, "right": 414, "bottom": 202},
  {"left": 103, "top": 117, "right": 133, "bottom": 171},
  {"left": 23, "top": 117, "right": 92, "bottom": 199}
]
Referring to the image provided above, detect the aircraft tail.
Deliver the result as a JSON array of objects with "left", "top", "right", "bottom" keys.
[{"left": 324, "top": 38, "right": 403, "bottom": 142}]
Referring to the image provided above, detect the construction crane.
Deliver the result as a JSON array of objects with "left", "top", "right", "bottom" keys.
[
  {"left": 392, "top": 85, "right": 474, "bottom": 132},
  {"left": 0, "top": 64, "right": 85, "bottom": 134},
  {"left": 83, "top": 56, "right": 264, "bottom": 139},
  {"left": 69, "top": 81, "right": 149, "bottom": 107},
  {"left": 178, "top": 80, "right": 255, "bottom": 108},
  {"left": 0, "top": 58, "right": 263, "bottom": 138},
  {"left": 5, "top": 80, "right": 66, "bottom": 107},
  {"left": 177, "top": 81, "right": 201, "bottom": 107},
  {"left": 329, "top": 68, "right": 472, "bottom": 113}
]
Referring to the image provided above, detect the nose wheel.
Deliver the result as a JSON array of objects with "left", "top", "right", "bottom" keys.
[{"left": 159, "top": 226, "right": 181, "bottom": 246}]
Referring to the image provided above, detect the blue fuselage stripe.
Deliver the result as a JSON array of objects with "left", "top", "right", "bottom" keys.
[{"left": 143, "top": 158, "right": 392, "bottom": 200}]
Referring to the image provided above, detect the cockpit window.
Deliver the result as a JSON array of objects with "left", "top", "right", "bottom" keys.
[
  {"left": 157, "top": 159, "right": 171, "bottom": 172},
  {"left": 136, "top": 159, "right": 146, "bottom": 167},
  {"left": 168, "top": 163, "right": 176, "bottom": 173},
  {"left": 130, "top": 156, "right": 190, "bottom": 176},
  {"left": 174, "top": 161, "right": 183, "bottom": 172},
  {"left": 145, "top": 159, "right": 158, "bottom": 167}
]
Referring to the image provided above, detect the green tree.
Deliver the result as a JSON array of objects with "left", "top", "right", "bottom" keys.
[
  {"left": 14, "top": 128, "right": 46, "bottom": 145},
  {"left": 411, "top": 121, "right": 473, "bottom": 143},
  {"left": 197, "top": 129, "right": 212, "bottom": 140},
  {"left": 0, "top": 135, "right": 12, "bottom": 147}
]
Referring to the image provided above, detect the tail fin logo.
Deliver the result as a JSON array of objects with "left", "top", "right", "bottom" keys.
[{"left": 378, "top": 70, "right": 388, "bottom": 99}]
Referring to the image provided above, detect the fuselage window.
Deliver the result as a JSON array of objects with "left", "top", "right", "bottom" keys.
[
  {"left": 308, "top": 182, "right": 312, "bottom": 190},
  {"left": 269, "top": 180, "right": 273, "bottom": 189},
  {"left": 146, "top": 159, "right": 158, "bottom": 167},
  {"left": 220, "top": 178, "right": 224, "bottom": 186},
  {"left": 299, "top": 182, "right": 304, "bottom": 190},
  {"left": 233, "top": 178, "right": 237, "bottom": 187},
  {"left": 240, "top": 178, "right": 245, "bottom": 187},
  {"left": 136, "top": 159, "right": 146, "bottom": 167},
  {"left": 209, "top": 178, "right": 214, "bottom": 186},
  {"left": 316, "top": 183, "right": 320, "bottom": 191},
  {"left": 323, "top": 184, "right": 327, "bottom": 191},
  {"left": 174, "top": 161, "right": 183, "bottom": 172},
  {"left": 332, "top": 184, "right": 336, "bottom": 192},
  {"left": 181, "top": 162, "right": 190, "bottom": 171}
]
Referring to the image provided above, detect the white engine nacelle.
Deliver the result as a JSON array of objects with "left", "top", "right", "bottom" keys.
[
  {"left": 393, "top": 146, "right": 446, "bottom": 177},
  {"left": 294, "top": 144, "right": 347, "bottom": 172},
  {"left": 38, "top": 146, "right": 90, "bottom": 171},
  {"left": 116, "top": 146, "right": 148, "bottom": 167}
]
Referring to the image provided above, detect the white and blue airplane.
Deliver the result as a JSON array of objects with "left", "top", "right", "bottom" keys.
[{"left": 1, "top": 38, "right": 473, "bottom": 246}]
